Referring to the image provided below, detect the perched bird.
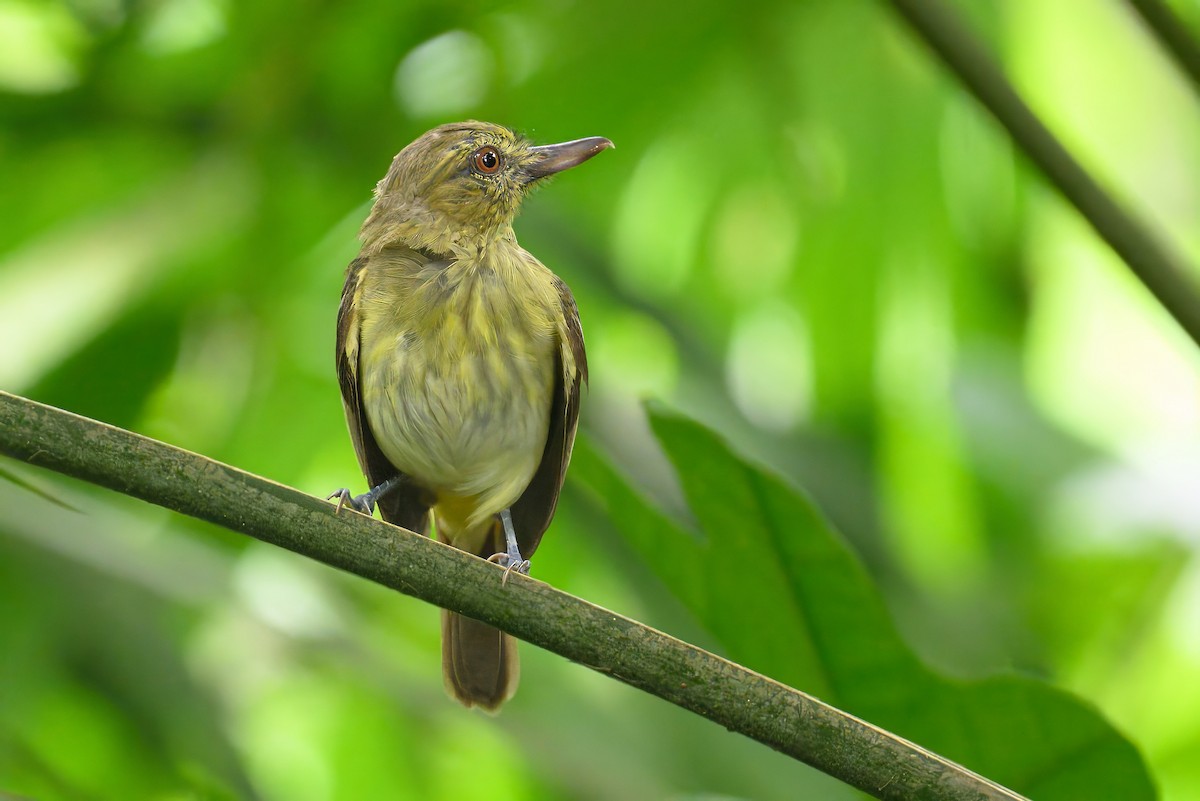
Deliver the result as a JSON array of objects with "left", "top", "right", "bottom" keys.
[{"left": 330, "top": 121, "right": 611, "bottom": 711}]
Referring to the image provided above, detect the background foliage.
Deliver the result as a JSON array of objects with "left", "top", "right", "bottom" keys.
[{"left": 2, "top": 0, "right": 1199, "bottom": 798}]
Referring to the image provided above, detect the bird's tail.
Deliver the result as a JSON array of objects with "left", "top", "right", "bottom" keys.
[{"left": 439, "top": 515, "right": 519, "bottom": 711}]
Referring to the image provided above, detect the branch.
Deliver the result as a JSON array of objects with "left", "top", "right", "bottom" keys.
[
  {"left": 0, "top": 390, "right": 1026, "bottom": 801},
  {"left": 1124, "top": 0, "right": 1200, "bottom": 96},
  {"left": 884, "top": 0, "right": 1200, "bottom": 349}
]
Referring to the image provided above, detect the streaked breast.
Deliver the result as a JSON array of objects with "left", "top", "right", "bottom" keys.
[{"left": 358, "top": 251, "right": 560, "bottom": 517}]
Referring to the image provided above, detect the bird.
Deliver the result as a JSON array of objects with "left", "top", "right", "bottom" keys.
[{"left": 329, "top": 121, "right": 611, "bottom": 711}]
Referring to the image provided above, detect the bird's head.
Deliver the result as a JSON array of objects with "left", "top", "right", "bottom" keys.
[{"left": 362, "top": 121, "right": 613, "bottom": 254}]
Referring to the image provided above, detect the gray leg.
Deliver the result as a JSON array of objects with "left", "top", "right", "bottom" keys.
[{"left": 487, "top": 508, "right": 530, "bottom": 581}]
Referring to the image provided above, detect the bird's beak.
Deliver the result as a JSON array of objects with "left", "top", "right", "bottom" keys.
[{"left": 525, "top": 136, "right": 614, "bottom": 181}]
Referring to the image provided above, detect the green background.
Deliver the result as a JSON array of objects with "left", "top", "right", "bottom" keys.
[{"left": 1, "top": 0, "right": 1198, "bottom": 798}]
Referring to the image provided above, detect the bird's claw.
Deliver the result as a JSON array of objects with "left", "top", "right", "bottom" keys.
[
  {"left": 487, "top": 551, "right": 531, "bottom": 586},
  {"left": 326, "top": 488, "right": 374, "bottom": 515}
]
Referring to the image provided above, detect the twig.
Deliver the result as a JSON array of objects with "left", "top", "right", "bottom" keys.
[
  {"left": 1124, "top": 0, "right": 1200, "bottom": 96},
  {"left": 0, "top": 390, "right": 1025, "bottom": 801},
  {"left": 884, "top": 0, "right": 1200, "bottom": 349}
]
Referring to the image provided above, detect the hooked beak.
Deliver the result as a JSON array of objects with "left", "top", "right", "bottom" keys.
[{"left": 525, "top": 136, "right": 614, "bottom": 181}]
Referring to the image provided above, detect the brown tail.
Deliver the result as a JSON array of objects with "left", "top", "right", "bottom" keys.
[
  {"left": 438, "top": 516, "right": 519, "bottom": 711},
  {"left": 441, "top": 610, "right": 519, "bottom": 711}
]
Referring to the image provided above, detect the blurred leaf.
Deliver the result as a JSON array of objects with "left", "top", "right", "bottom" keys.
[
  {"left": 571, "top": 408, "right": 1156, "bottom": 799},
  {"left": 0, "top": 535, "right": 255, "bottom": 801},
  {"left": 27, "top": 301, "right": 182, "bottom": 430}
]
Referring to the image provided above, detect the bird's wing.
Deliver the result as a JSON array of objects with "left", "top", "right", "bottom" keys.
[
  {"left": 336, "top": 254, "right": 431, "bottom": 533},
  {"left": 510, "top": 276, "right": 587, "bottom": 557}
]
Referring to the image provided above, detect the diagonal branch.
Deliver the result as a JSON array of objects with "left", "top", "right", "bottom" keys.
[
  {"left": 0, "top": 389, "right": 1024, "bottom": 801},
  {"left": 1124, "top": 0, "right": 1200, "bottom": 96},
  {"left": 884, "top": 0, "right": 1200, "bottom": 349}
]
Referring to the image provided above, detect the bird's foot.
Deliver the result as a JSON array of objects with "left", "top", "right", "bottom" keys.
[
  {"left": 486, "top": 547, "right": 531, "bottom": 586},
  {"left": 326, "top": 488, "right": 375, "bottom": 515},
  {"left": 489, "top": 507, "right": 530, "bottom": 585},
  {"left": 327, "top": 476, "right": 406, "bottom": 516}
]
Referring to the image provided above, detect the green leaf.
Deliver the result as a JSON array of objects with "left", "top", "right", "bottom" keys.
[{"left": 570, "top": 408, "right": 1155, "bottom": 799}]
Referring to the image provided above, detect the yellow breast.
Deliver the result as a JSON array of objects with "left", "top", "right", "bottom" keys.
[{"left": 356, "top": 242, "right": 561, "bottom": 528}]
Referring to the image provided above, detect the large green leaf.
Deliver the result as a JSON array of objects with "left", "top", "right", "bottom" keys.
[{"left": 570, "top": 408, "right": 1155, "bottom": 799}]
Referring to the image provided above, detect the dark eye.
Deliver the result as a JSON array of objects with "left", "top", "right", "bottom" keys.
[{"left": 472, "top": 146, "right": 502, "bottom": 175}]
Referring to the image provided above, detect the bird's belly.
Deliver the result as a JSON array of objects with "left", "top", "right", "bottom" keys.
[{"left": 361, "top": 318, "right": 555, "bottom": 521}]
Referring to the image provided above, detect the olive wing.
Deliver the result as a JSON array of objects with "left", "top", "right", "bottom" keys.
[{"left": 336, "top": 254, "right": 431, "bottom": 533}]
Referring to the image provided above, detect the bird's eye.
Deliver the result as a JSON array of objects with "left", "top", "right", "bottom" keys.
[{"left": 471, "top": 146, "right": 502, "bottom": 175}]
